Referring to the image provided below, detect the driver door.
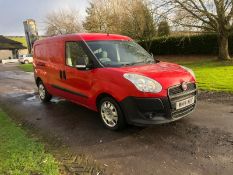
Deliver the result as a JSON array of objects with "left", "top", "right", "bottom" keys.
[{"left": 63, "top": 41, "right": 93, "bottom": 106}]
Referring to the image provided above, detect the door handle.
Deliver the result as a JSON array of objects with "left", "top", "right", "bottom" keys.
[
  {"left": 59, "top": 70, "right": 66, "bottom": 80},
  {"left": 37, "top": 62, "right": 46, "bottom": 67},
  {"left": 63, "top": 71, "right": 66, "bottom": 80},
  {"left": 59, "top": 70, "right": 62, "bottom": 79}
]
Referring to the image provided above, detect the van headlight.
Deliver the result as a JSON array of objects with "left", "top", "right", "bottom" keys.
[
  {"left": 181, "top": 66, "right": 195, "bottom": 79},
  {"left": 123, "top": 73, "right": 162, "bottom": 93}
]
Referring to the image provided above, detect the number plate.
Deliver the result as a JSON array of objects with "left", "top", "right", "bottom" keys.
[{"left": 176, "top": 96, "right": 195, "bottom": 110}]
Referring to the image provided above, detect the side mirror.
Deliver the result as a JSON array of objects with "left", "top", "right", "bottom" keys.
[
  {"left": 76, "top": 63, "right": 94, "bottom": 70},
  {"left": 75, "top": 57, "right": 94, "bottom": 70},
  {"left": 76, "top": 64, "right": 87, "bottom": 70}
]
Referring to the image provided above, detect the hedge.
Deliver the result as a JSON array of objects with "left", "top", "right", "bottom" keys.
[{"left": 139, "top": 33, "right": 233, "bottom": 55}]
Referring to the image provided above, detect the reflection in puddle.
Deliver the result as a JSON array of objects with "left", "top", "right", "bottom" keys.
[
  {"left": 25, "top": 95, "right": 65, "bottom": 104},
  {"left": 51, "top": 97, "right": 66, "bottom": 103},
  {"left": 26, "top": 96, "right": 36, "bottom": 101}
]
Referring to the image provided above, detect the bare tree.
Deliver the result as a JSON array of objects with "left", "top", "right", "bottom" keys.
[
  {"left": 155, "top": 0, "right": 233, "bottom": 60},
  {"left": 83, "top": 0, "right": 122, "bottom": 34},
  {"left": 83, "top": 0, "right": 156, "bottom": 49},
  {"left": 45, "top": 9, "right": 83, "bottom": 36}
]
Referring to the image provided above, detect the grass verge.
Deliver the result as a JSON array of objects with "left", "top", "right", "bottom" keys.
[
  {"left": 7, "top": 37, "right": 27, "bottom": 47},
  {"left": 0, "top": 108, "right": 59, "bottom": 175},
  {"left": 0, "top": 104, "right": 105, "bottom": 175},
  {"left": 18, "top": 63, "right": 34, "bottom": 72},
  {"left": 160, "top": 56, "right": 233, "bottom": 93}
]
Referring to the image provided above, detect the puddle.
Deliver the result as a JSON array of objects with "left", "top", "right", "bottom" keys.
[
  {"left": 26, "top": 96, "right": 37, "bottom": 101},
  {"left": 25, "top": 95, "right": 65, "bottom": 104},
  {"left": 23, "top": 94, "right": 40, "bottom": 105},
  {"left": 51, "top": 97, "right": 66, "bottom": 103}
]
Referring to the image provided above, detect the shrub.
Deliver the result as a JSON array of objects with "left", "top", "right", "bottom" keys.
[
  {"left": 157, "top": 21, "right": 170, "bottom": 37},
  {"left": 139, "top": 33, "right": 233, "bottom": 55}
]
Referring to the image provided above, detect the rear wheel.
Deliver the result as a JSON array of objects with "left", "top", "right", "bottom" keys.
[
  {"left": 38, "top": 81, "right": 52, "bottom": 103},
  {"left": 99, "top": 97, "right": 126, "bottom": 130},
  {"left": 24, "top": 60, "right": 29, "bottom": 64}
]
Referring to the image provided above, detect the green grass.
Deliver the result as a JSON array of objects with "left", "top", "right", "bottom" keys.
[
  {"left": 7, "top": 37, "right": 27, "bottom": 47},
  {"left": 0, "top": 109, "right": 59, "bottom": 175},
  {"left": 161, "top": 56, "right": 233, "bottom": 92},
  {"left": 19, "top": 64, "right": 34, "bottom": 72}
]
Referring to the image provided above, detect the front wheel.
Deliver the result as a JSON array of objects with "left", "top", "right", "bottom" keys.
[
  {"left": 99, "top": 97, "right": 126, "bottom": 130},
  {"left": 38, "top": 81, "right": 52, "bottom": 103}
]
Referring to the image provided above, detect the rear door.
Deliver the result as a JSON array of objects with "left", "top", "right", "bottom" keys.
[
  {"left": 34, "top": 44, "right": 50, "bottom": 85},
  {"left": 45, "top": 41, "right": 67, "bottom": 97}
]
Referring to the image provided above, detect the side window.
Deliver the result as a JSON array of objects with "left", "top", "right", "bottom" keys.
[{"left": 65, "top": 42, "right": 89, "bottom": 67}]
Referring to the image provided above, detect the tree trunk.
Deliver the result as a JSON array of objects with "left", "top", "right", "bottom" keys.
[{"left": 217, "top": 34, "right": 231, "bottom": 60}]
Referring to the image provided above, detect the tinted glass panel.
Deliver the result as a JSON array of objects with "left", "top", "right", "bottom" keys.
[
  {"left": 66, "top": 42, "right": 89, "bottom": 67},
  {"left": 86, "top": 40, "right": 154, "bottom": 67}
]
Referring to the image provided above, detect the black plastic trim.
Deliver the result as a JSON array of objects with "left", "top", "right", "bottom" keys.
[
  {"left": 119, "top": 96, "right": 196, "bottom": 126},
  {"left": 51, "top": 84, "right": 88, "bottom": 99}
]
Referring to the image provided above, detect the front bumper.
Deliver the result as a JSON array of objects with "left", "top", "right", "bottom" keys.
[{"left": 120, "top": 83, "right": 197, "bottom": 126}]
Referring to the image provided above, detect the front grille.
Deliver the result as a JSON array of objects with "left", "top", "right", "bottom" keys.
[
  {"left": 168, "top": 82, "right": 197, "bottom": 119},
  {"left": 172, "top": 104, "right": 195, "bottom": 118},
  {"left": 169, "top": 83, "right": 196, "bottom": 96}
]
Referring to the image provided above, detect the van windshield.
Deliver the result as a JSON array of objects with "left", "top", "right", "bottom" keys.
[{"left": 86, "top": 40, "right": 154, "bottom": 67}]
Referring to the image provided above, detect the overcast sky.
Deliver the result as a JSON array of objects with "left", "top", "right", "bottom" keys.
[{"left": 0, "top": 0, "right": 88, "bottom": 36}]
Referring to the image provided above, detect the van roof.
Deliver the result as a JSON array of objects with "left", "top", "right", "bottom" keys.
[
  {"left": 80, "top": 33, "right": 132, "bottom": 41},
  {"left": 34, "top": 33, "right": 132, "bottom": 45}
]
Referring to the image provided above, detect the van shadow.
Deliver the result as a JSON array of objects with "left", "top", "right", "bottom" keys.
[{"left": 23, "top": 95, "right": 144, "bottom": 147}]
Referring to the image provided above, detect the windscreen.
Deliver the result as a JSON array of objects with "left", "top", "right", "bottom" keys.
[{"left": 86, "top": 40, "right": 154, "bottom": 67}]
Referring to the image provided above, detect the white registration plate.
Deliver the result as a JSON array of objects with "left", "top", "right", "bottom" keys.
[{"left": 176, "top": 96, "right": 195, "bottom": 110}]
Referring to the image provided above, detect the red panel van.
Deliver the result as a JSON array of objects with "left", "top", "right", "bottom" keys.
[{"left": 33, "top": 33, "right": 197, "bottom": 130}]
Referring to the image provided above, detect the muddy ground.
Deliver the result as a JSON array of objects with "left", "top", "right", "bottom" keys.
[{"left": 0, "top": 63, "right": 233, "bottom": 175}]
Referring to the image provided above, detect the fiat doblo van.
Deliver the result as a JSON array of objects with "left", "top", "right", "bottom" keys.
[{"left": 33, "top": 33, "right": 197, "bottom": 130}]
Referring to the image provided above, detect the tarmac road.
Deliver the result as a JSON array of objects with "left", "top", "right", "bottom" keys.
[{"left": 0, "top": 63, "right": 233, "bottom": 175}]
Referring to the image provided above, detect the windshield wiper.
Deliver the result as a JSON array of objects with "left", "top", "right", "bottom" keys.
[
  {"left": 126, "top": 62, "right": 145, "bottom": 66},
  {"left": 145, "top": 60, "right": 155, "bottom": 64},
  {"left": 146, "top": 59, "right": 160, "bottom": 64},
  {"left": 121, "top": 59, "right": 159, "bottom": 67},
  {"left": 121, "top": 63, "right": 137, "bottom": 66}
]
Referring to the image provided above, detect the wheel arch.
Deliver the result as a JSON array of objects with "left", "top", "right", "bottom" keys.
[
  {"left": 35, "top": 77, "right": 42, "bottom": 87},
  {"left": 96, "top": 93, "right": 117, "bottom": 109},
  {"left": 96, "top": 92, "right": 127, "bottom": 130}
]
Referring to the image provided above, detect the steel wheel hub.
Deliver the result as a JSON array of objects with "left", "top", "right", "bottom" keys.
[
  {"left": 38, "top": 84, "right": 46, "bottom": 99},
  {"left": 101, "top": 101, "right": 118, "bottom": 127}
]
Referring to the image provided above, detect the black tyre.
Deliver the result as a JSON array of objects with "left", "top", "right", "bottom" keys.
[
  {"left": 98, "top": 97, "right": 126, "bottom": 130},
  {"left": 24, "top": 60, "right": 29, "bottom": 64},
  {"left": 38, "top": 81, "right": 52, "bottom": 103}
]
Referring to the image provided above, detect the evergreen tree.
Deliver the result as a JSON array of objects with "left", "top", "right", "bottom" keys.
[{"left": 158, "top": 21, "right": 170, "bottom": 37}]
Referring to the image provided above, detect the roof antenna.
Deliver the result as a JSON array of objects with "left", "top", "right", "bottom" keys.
[{"left": 107, "top": 33, "right": 109, "bottom": 36}]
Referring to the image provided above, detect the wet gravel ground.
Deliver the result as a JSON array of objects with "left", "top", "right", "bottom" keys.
[
  {"left": 0, "top": 63, "right": 233, "bottom": 175},
  {"left": 198, "top": 90, "right": 233, "bottom": 105}
]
